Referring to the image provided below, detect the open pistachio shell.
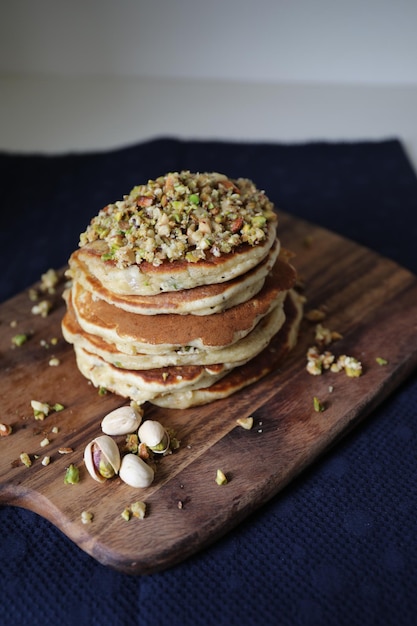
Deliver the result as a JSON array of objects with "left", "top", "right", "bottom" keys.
[
  {"left": 119, "top": 453, "right": 155, "bottom": 488},
  {"left": 84, "top": 434, "right": 121, "bottom": 483},
  {"left": 101, "top": 403, "right": 143, "bottom": 436}
]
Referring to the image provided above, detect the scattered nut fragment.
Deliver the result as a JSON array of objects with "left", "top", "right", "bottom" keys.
[
  {"left": 31, "top": 300, "right": 52, "bottom": 317},
  {"left": 315, "top": 323, "right": 343, "bottom": 346},
  {"left": 40, "top": 437, "right": 50, "bottom": 447},
  {"left": 64, "top": 464, "right": 80, "bottom": 484},
  {"left": 236, "top": 416, "right": 254, "bottom": 430},
  {"left": 41, "top": 456, "right": 51, "bottom": 466},
  {"left": 376, "top": 357, "right": 388, "bottom": 366},
  {"left": 121, "top": 508, "right": 131, "bottom": 521},
  {"left": 20, "top": 452, "right": 32, "bottom": 467},
  {"left": 305, "top": 308, "right": 326, "bottom": 322},
  {"left": 313, "top": 396, "right": 325, "bottom": 412},
  {"left": 51, "top": 426, "right": 59, "bottom": 434},
  {"left": 0, "top": 423, "right": 12, "bottom": 437},
  {"left": 215, "top": 469, "right": 228, "bottom": 486},
  {"left": 125, "top": 433, "right": 139, "bottom": 454},
  {"left": 31, "top": 400, "right": 50, "bottom": 420},
  {"left": 48, "top": 357, "right": 60, "bottom": 367},
  {"left": 81, "top": 511, "right": 94, "bottom": 524},
  {"left": 131, "top": 501, "right": 146, "bottom": 519},
  {"left": 58, "top": 447, "right": 74, "bottom": 454},
  {"left": 40, "top": 268, "right": 59, "bottom": 293},
  {"left": 11, "top": 333, "right": 28, "bottom": 347}
]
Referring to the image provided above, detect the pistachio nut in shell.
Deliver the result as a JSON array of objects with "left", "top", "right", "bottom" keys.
[
  {"left": 119, "top": 453, "right": 154, "bottom": 488},
  {"left": 84, "top": 434, "right": 121, "bottom": 483},
  {"left": 101, "top": 403, "right": 143, "bottom": 436},
  {"left": 138, "top": 420, "right": 170, "bottom": 453}
]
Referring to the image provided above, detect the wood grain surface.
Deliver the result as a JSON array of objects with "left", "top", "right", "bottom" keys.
[{"left": 1, "top": 212, "right": 417, "bottom": 575}]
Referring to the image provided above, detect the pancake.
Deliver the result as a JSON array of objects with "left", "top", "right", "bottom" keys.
[
  {"left": 76, "top": 222, "right": 277, "bottom": 296},
  {"left": 68, "top": 254, "right": 296, "bottom": 354},
  {"left": 61, "top": 170, "right": 304, "bottom": 411},
  {"left": 69, "top": 289, "right": 303, "bottom": 407},
  {"left": 77, "top": 171, "right": 278, "bottom": 295},
  {"left": 62, "top": 291, "right": 287, "bottom": 369},
  {"left": 151, "top": 288, "right": 304, "bottom": 408},
  {"left": 67, "top": 239, "right": 280, "bottom": 316},
  {"left": 72, "top": 346, "right": 231, "bottom": 405}
]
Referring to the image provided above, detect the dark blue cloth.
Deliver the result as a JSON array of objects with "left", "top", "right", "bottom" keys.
[{"left": 1, "top": 138, "right": 417, "bottom": 626}]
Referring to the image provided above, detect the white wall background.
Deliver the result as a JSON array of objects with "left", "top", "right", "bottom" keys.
[
  {"left": 1, "top": 0, "right": 417, "bottom": 161},
  {"left": 2, "top": 0, "right": 417, "bottom": 85}
]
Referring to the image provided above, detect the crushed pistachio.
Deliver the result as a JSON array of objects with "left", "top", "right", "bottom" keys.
[
  {"left": 11, "top": 333, "right": 28, "bottom": 347},
  {"left": 31, "top": 300, "right": 52, "bottom": 317},
  {"left": 121, "top": 508, "right": 131, "bottom": 521},
  {"left": 41, "top": 456, "right": 51, "bottom": 466},
  {"left": 40, "top": 437, "right": 50, "bottom": 447},
  {"left": 30, "top": 401, "right": 64, "bottom": 420},
  {"left": 0, "top": 423, "right": 12, "bottom": 437},
  {"left": 315, "top": 323, "right": 343, "bottom": 346},
  {"left": 215, "top": 469, "right": 228, "bottom": 486},
  {"left": 20, "top": 452, "right": 32, "bottom": 468},
  {"left": 131, "top": 501, "right": 146, "bottom": 519},
  {"left": 79, "top": 171, "right": 276, "bottom": 267},
  {"left": 306, "top": 346, "right": 362, "bottom": 378},
  {"left": 81, "top": 511, "right": 94, "bottom": 524},
  {"left": 64, "top": 464, "right": 79, "bottom": 484},
  {"left": 40, "top": 268, "right": 59, "bottom": 293},
  {"left": 376, "top": 357, "right": 388, "bottom": 366},
  {"left": 342, "top": 356, "right": 363, "bottom": 377},
  {"left": 313, "top": 396, "right": 325, "bottom": 412},
  {"left": 98, "top": 386, "right": 108, "bottom": 396},
  {"left": 304, "top": 308, "right": 326, "bottom": 322},
  {"left": 236, "top": 416, "right": 254, "bottom": 430},
  {"left": 31, "top": 400, "right": 50, "bottom": 420}
]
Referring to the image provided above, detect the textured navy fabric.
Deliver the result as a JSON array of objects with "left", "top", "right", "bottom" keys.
[{"left": 1, "top": 138, "right": 416, "bottom": 626}]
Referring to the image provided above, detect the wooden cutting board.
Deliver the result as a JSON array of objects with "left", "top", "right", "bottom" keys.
[{"left": 1, "top": 212, "right": 417, "bottom": 575}]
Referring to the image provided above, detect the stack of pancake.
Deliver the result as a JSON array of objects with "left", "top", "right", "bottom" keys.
[{"left": 62, "top": 171, "right": 303, "bottom": 409}]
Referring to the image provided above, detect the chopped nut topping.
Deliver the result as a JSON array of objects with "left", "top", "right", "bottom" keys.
[
  {"left": 79, "top": 171, "right": 276, "bottom": 267},
  {"left": 41, "top": 456, "right": 51, "bottom": 466},
  {"left": 48, "top": 357, "right": 60, "bottom": 367},
  {"left": 40, "top": 437, "right": 50, "bottom": 447},
  {"left": 376, "top": 357, "right": 388, "bottom": 366}
]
